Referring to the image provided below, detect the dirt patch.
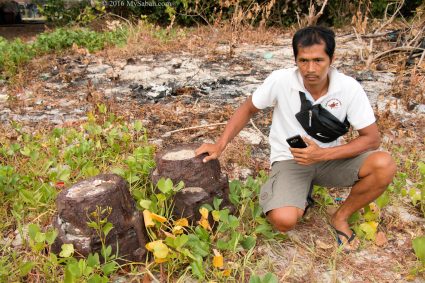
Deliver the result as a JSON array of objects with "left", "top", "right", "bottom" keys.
[{"left": 0, "top": 22, "right": 48, "bottom": 41}]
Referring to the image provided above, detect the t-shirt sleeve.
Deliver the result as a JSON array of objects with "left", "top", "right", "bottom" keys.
[
  {"left": 251, "top": 71, "right": 279, "bottom": 109},
  {"left": 346, "top": 82, "right": 376, "bottom": 130}
]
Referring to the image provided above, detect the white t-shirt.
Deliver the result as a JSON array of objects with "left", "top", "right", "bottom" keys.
[{"left": 252, "top": 67, "right": 376, "bottom": 164}]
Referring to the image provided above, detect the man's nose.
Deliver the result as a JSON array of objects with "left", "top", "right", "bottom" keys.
[{"left": 307, "top": 61, "right": 315, "bottom": 72}]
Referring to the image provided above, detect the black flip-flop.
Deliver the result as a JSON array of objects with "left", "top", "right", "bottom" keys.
[
  {"left": 303, "top": 184, "right": 315, "bottom": 217},
  {"left": 331, "top": 226, "right": 357, "bottom": 246},
  {"left": 303, "top": 194, "right": 315, "bottom": 217}
]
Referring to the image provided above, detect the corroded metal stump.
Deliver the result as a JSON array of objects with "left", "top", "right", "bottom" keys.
[
  {"left": 51, "top": 174, "right": 148, "bottom": 262},
  {"left": 152, "top": 144, "right": 234, "bottom": 220}
]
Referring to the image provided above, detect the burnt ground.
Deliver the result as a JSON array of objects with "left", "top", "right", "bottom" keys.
[{"left": 0, "top": 25, "right": 424, "bottom": 282}]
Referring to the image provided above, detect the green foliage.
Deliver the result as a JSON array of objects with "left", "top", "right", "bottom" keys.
[
  {"left": 33, "top": 0, "right": 424, "bottom": 28},
  {"left": 0, "top": 165, "right": 22, "bottom": 194},
  {"left": 59, "top": 206, "right": 118, "bottom": 282},
  {"left": 0, "top": 108, "right": 155, "bottom": 281},
  {"left": 33, "top": 27, "right": 128, "bottom": 53},
  {"left": 0, "top": 38, "right": 34, "bottom": 79},
  {"left": 24, "top": 220, "right": 115, "bottom": 282},
  {"left": 249, "top": 272, "right": 279, "bottom": 283},
  {"left": 35, "top": 0, "right": 106, "bottom": 25},
  {"left": 140, "top": 172, "right": 284, "bottom": 281},
  {"left": 312, "top": 185, "right": 335, "bottom": 206},
  {"left": 413, "top": 236, "right": 425, "bottom": 264},
  {"left": 392, "top": 161, "right": 425, "bottom": 218},
  {"left": 0, "top": 27, "right": 128, "bottom": 79}
]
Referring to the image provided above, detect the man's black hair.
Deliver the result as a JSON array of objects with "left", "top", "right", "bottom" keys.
[{"left": 292, "top": 26, "right": 335, "bottom": 60}]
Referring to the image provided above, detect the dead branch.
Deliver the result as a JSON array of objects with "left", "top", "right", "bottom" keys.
[
  {"left": 366, "top": 39, "right": 374, "bottom": 68},
  {"left": 250, "top": 119, "right": 268, "bottom": 142},
  {"left": 296, "top": 0, "right": 328, "bottom": 28},
  {"left": 373, "top": 46, "right": 425, "bottom": 61},
  {"left": 307, "top": 0, "right": 329, "bottom": 26},
  {"left": 418, "top": 50, "right": 425, "bottom": 67},
  {"left": 352, "top": 26, "right": 366, "bottom": 62},
  {"left": 374, "top": 0, "right": 405, "bottom": 34},
  {"left": 340, "top": 31, "right": 394, "bottom": 43},
  {"left": 161, "top": 122, "right": 227, "bottom": 138},
  {"left": 407, "top": 25, "right": 425, "bottom": 47}
]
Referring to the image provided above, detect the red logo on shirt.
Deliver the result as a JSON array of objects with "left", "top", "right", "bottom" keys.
[{"left": 325, "top": 98, "right": 342, "bottom": 109}]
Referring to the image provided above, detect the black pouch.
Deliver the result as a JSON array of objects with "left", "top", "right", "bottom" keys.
[{"left": 295, "top": 91, "right": 350, "bottom": 143}]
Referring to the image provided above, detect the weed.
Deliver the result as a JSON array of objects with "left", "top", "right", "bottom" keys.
[
  {"left": 249, "top": 272, "right": 279, "bottom": 283},
  {"left": 0, "top": 104, "right": 286, "bottom": 281},
  {"left": 0, "top": 27, "right": 128, "bottom": 79},
  {"left": 139, "top": 172, "right": 281, "bottom": 281},
  {"left": 0, "top": 105, "right": 155, "bottom": 281}
]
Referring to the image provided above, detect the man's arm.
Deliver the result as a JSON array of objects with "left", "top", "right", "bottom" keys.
[
  {"left": 195, "top": 96, "right": 260, "bottom": 163},
  {"left": 290, "top": 123, "right": 380, "bottom": 165}
]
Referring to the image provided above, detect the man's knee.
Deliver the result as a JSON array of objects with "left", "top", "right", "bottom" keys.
[
  {"left": 363, "top": 151, "right": 397, "bottom": 184},
  {"left": 267, "top": 207, "right": 303, "bottom": 233}
]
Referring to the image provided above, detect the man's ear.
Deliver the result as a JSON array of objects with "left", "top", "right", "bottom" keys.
[{"left": 330, "top": 55, "right": 336, "bottom": 64}]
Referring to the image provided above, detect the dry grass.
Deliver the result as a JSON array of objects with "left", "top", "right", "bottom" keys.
[
  {"left": 391, "top": 66, "right": 425, "bottom": 107},
  {"left": 8, "top": 21, "right": 284, "bottom": 93},
  {"left": 219, "top": 137, "right": 252, "bottom": 167},
  {"left": 101, "top": 21, "right": 284, "bottom": 60}
]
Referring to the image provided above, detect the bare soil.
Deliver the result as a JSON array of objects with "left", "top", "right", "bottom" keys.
[{"left": 0, "top": 21, "right": 48, "bottom": 41}]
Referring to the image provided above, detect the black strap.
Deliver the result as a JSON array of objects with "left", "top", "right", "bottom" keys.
[
  {"left": 335, "top": 229, "right": 357, "bottom": 244},
  {"left": 299, "top": 91, "right": 312, "bottom": 111}
]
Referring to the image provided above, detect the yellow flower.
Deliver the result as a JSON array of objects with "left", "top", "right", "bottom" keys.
[
  {"left": 212, "top": 249, "right": 224, "bottom": 268},
  {"left": 199, "top": 207, "right": 209, "bottom": 219},
  {"left": 143, "top": 210, "right": 166, "bottom": 227},
  {"left": 222, "top": 269, "right": 231, "bottom": 277},
  {"left": 198, "top": 207, "right": 211, "bottom": 230},
  {"left": 150, "top": 212, "right": 167, "bottom": 223},
  {"left": 199, "top": 218, "right": 211, "bottom": 231},
  {"left": 369, "top": 202, "right": 379, "bottom": 213},
  {"left": 172, "top": 225, "right": 184, "bottom": 235},
  {"left": 174, "top": 218, "right": 189, "bottom": 227},
  {"left": 154, "top": 257, "right": 168, "bottom": 263},
  {"left": 145, "top": 240, "right": 160, "bottom": 251},
  {"left": 143, "top": 210, "right": 155, "bottom": 227},
  {"left": 145, "top": 240, "right": 169, "bottom": 259}
]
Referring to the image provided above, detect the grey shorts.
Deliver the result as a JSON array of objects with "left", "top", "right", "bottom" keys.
[{"left": 259, "top": 152, "right": 372, "bottom": 214}]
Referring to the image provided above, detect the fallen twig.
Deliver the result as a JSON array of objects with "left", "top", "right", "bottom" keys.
[
  {"left": 161, "top": 122, "right": 227, "bottom": 138},
  {"left": 418, "top": 50, "right": 425, "bottom": 67},
  {"left": 373, "top": 46, "right": 425, "bottom": 61},
  {"left": 407, "top": 25, "right": 425, "bottom": 47},
  {"left": 352, "top": 27, "right": 366, "bottom": 62},
  {"left": 250, "top": 119, "right": 268, "bottom": 142},
  {"left": 340, "top": 31, "right": 393, "bottom": 43}
]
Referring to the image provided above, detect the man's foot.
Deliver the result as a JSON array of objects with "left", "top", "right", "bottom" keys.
[{"left": 330, "top": 216, "right": 360, "bottom": 251}]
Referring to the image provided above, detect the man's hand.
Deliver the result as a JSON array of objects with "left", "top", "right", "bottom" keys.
[
  {"left": 289, "top": 137, "right": 324, "bottom": 165},
  {"left": 195, "top": 143, "right": 224, "bottom": 163},
  {"left": 194, "top": 96, "right": 259, "bottom": 163}
]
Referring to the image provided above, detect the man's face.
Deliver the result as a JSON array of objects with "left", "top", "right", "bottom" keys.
[{"left": 296, "top": 43, "right": 333, "bottom": 89}]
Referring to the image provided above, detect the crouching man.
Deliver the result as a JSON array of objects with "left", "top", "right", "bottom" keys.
[{"left": 195, "top": 26, "right": 396, "bottom": 250}]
